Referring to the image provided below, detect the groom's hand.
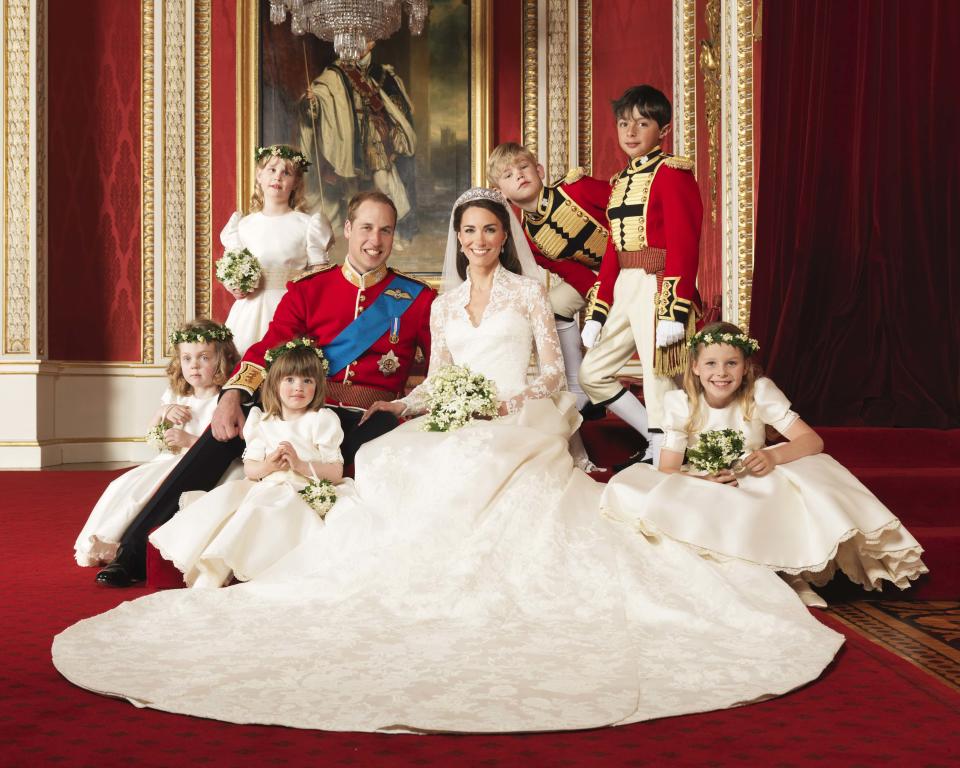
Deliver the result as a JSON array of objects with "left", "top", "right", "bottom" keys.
[
  {"left": 359, "top": 400, "right": 406, "bottom": 425},
  {"left": 212, "top": 390, "right": 246, "bottom": 441}
]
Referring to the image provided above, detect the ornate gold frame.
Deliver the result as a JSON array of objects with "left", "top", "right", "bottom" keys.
[{"left": 236, "top": 0, "right": 493, "bottom": 215}]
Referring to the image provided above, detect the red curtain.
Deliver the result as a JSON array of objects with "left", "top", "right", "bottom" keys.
[{"left": 751, "top": 0, "right": 960, "bottom": 427}]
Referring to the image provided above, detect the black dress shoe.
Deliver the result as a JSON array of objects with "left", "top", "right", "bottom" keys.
[
  {"left": 612, "top": 450, "right": 654, "bottom": 473},
  {"left": 579, "top": 402, "right": 607, "bottom": 421},
  {"left": 95, "top": 560, "right": 142, "bottom": 587}
]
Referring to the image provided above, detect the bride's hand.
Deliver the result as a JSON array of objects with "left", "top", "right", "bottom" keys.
[
  {"left": 704, "top": 469, "right": 738, "bottom": 486},
  {"left": 359, "top": 400, "right": 407, "bottom": 425}
]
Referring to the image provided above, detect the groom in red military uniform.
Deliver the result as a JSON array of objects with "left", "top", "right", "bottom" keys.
[{"left": 97, "top": 191, "right": 434, "bottom": 586}]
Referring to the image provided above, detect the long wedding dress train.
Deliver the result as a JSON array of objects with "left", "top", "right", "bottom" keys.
[{"left": 53, "top": 267, "right": 842, "bottom": 732}]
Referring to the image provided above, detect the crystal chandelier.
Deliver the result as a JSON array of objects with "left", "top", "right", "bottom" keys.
[{"left": 269, "top": 0, "right": 429, "bottom": 63}]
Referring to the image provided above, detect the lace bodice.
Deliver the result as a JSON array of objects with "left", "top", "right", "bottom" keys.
[
  {"left": 400, "top": 266, "right": 565, "bottom": 415},
  {"left": 662, "top": 377, "right": 800, "bottom": 454}
]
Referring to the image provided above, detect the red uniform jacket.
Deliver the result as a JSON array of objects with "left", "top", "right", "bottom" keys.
[
  {"left": 225, "top": 262, "right": 434, "bottom": 405},
  {"left": 592, "top": 150, "right": 702, "bottom": 325},
  {"left": 521, "top": 169, "right": 615, "bottom": 298}
]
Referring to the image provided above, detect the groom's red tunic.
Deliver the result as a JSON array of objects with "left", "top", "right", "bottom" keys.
[{"left": 225, "top": 261, "right": 435, "bottom": 408}]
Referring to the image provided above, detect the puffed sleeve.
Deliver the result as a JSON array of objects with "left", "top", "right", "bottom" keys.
[
  {"left": 305, "top": 213, "right": 334, "bottom": 266},
  {"left": 753, "top": 377, "right": 800, "bottom": 433},
  {"left": 662, "top": 390, "right": 693, "bottom": 453},
  {"left": 160, "top": 388, "right": 174, "bottom": 407},
  {"left": 240, "top": 407, "right": 266, "bottom": 461},
  {"left": 312, "top": 409, "right": 344, "bottom": 464},
  {"left": 219, "top": 211, "right": 243, "bottom": 250}
]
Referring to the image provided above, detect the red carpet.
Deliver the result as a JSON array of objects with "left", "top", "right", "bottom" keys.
[
  {"left": 2, "top": 468, "right": 959, "bottom": 766},
  {"left": 581, "top": 421, "right": 960, "bottom": 600}
]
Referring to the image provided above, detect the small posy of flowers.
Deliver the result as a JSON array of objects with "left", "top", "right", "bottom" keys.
[
  {"left": 688, "top": 330, "right": 760, "bottom": 357},
  {"left": 686, "top": 428, "right": 746, "bottom": 474},
  {"left": 299, "top": 479, "right": 337, "bottom": 518},
  {"left": 216, "top": 248, "right": 262, "bottom": 294},
  {"left": 423, "top": 364, "right": 499, "bottom": 432},
  {"left": 146, "top": 421, "right": 178, "bottom": 453},
  {"left": 264, "top": 337, "right": 330, "bottom": 373}
]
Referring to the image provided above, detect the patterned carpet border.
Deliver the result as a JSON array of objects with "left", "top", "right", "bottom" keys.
[{"left": 828, "top": 601, "right": 960, "bottom": 692}]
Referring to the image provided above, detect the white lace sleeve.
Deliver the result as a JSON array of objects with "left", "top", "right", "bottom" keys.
[
  {"left": 502, "top": 281, "right": 565, "bottom": 415},
  {"left": 396, "top": 301, "right": 453, "bottom": 416}
]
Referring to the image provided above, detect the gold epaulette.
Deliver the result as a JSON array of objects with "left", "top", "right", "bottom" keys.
[
  {"left": 291, "top": 263, "right": 336, "bottom": 282},
  {"left": 563, "top": 166, "right": 585, "bottom": 184},
  {"left": 664, "top": 155, "right": 695, "bottom": 171},
  {"left": 609, "top": 169, "right": 623, "bottom": 185},
  {"left": 389, "top": 267, "right": 434, "bottom": 290}
]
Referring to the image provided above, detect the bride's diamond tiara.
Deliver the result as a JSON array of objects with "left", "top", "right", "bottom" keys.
[{"left": 453, "top": 187, "right": 508, "bottom": 209}]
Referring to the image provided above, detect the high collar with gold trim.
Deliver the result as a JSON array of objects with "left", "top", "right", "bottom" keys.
[
  {"left": 341, "top": 259, "right": 389, "bottom": 289},
  {"left": 627, "top": 147, "right": 665, "bottom": 173},
  {"left": 523, "top": 184, "right": 555, "bottom": 227}
]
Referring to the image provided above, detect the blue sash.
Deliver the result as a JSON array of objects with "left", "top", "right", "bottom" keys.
[{"left": 322, "top": 274, "right": 425, "bottom": 377}]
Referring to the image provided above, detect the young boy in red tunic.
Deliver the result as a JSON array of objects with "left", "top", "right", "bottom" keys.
[{"left": 579, "top": 85, "right": 703, "bottom": 467}]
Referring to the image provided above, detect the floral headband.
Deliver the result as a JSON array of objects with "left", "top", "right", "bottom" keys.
[
  {"left": 264, "top": 337, "right": 330, "bottom": 373},
  {"left": 255, "top": 145, "right": 311, "bottom": 171},
  {"left": 169, "top": 323, "right": 233, "bottom": 347},
  {"left": 688, "top": 329, "right": 760, "bottom": 356}
]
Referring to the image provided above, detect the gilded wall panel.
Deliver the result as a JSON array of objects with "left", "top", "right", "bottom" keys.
[{"left": 3, "top": 0, "right": 32, "bottom": 354}]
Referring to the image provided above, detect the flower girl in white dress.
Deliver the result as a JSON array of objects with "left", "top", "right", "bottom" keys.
[
  {"left": 602, "top": 322, "right": 928, "bottom": 600},
  {"left": 220, "top": 145, "right": 334, "bottom": 355},
  {"left": 74, "top": 320, "right": 239, "bottom": 566},
  {"left": 149, "top": 339, "right": 346, "bottom": 588}
]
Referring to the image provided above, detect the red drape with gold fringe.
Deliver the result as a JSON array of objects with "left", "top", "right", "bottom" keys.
[{"left": 751, "top": 0, "right": 959, "bottom": 427}]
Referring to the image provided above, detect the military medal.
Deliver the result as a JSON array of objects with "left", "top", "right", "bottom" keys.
[
  {"left": 388, "top": 317, "right": 400, "bottom": 345},
  {"left": 378, "top": 349, "right": 400, "bottom": 375}
]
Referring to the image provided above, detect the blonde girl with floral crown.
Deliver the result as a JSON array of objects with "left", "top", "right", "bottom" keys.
[
  {"left": 74, "top": 320, "right": 240, "bottom": 566},
  {"left": 219, "top": 145, "right": 335, "bottom": 355},
  {"left": 602, "top": 321, "right": 927, "bottom": 605},
  {"left": 149, "top": 339, "right": 349, "bottom": 588}
]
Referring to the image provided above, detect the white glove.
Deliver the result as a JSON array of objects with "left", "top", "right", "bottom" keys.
[
  {"left": 581, "top": 319, "right": 602, "bottom": 349},
  {"left": 655, "top": 320, "right": 685, "bottom": 348}
]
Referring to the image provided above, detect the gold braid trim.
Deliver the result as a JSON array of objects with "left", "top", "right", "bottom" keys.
[
  {"left": 654, "top": 310, "right": 699, "bottom": 377},
  {"left": 224, "top": 361, "right": 266, "bottom": 397}
]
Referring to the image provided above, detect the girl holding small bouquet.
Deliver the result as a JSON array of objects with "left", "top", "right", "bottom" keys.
[
  {"left": 74, "top": 320, "right": 240, "bottom": 566},
  {"left": 149, "top": 339, "right": 347, "bottom": 588},
  {"left": 602, "top": 322, "right": 927, "bottom": 601},
  {"left": 219, "top": 144, "right": 334, "bottom": 355}
]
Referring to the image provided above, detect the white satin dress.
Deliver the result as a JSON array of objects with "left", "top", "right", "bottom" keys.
[
  {"left": 602, "top": 379, "right": 927, "bottom": 590},
  {"left": 220, "top": 210, "right": 333, "bottom": 355},
  {"left": 53, "top": 268, "right": 843, "bottom": 733},
  {"left": 73, "top": 390, "right": 222, "bottom": 567},
  {"left": 148, "top": 408, "right": 346, "bottom": 587}
]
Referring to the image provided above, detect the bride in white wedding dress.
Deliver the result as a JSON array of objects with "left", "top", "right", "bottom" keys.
[{"left": 53, "top": 189, "right": 843, "bottom": 733}]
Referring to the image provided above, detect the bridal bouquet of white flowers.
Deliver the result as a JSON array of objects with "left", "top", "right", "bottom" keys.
[
  {"left": 299, "top": 479, "right": 338, "bottom": 518},
  {"left": 215, "top": 248, "right": 261, "bottom": 294},
  {"left": 423, "top": 364, "right": 499, "bottom": 432},
  {"left": 686, "top": 428, "right": 746, "bottom": 474},
  {"left": 146, "top": 421, "right": 177, "bottom": 453}
]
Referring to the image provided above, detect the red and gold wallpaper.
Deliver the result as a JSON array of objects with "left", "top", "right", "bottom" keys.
[{"left": 47, "top": 0, "right": 141, "bottom": 361}]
